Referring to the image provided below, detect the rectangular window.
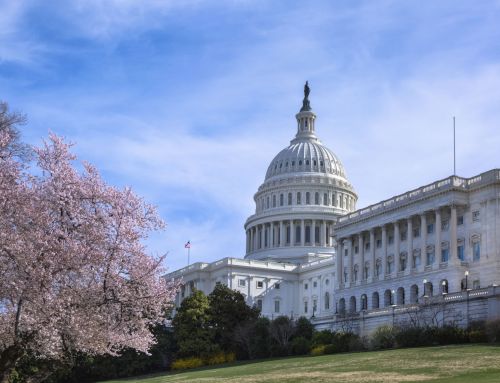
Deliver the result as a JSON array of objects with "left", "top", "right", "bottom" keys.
[
  {"left": 238, "top": 279, "right": 246, "bottom": 287},
  {"left": 344, "top": 249, "right": 348, "bottom": 256},
  {"left": 256, "top": 281, "right": 264, "bottom": 289},
  {"left": 441, "top": 219, "right": 449, "bottom": 231},
  {"left": 457, "top": 215, "right": 464, "bottom": 225},
  {"left": 473, "top": 280, "right": 480, "bottom": 290},
  {"left": 441, "top": 248, "right": 449, "bottom": 263},
  {"left": 257, "top": 299, "right": 263, "bottom": 311},
  {"left": 354, "top": 246, "right": 359, "bottom": 254},
  {"left": 427, "top": 223, "right": 434, "bottom": 234},
  {"left": 401, "top": 231, "right": 407, "bottom": 241},
  {"left": 274, "top": 300, "right": 280, "bottom": 313},
  {"left": 472, "top": 211, "right": 480, "bottom": 222},
  {"left": 274, "top": 283, "right": 280, "bottom": 289},
  {"left": 458, "top": 245, "right": 464, "bottom": 261},
  {"left": 304, "top": 283, "right": 308, "bottom": 290},
  {"left": 304, "top": 301, "right": 308, "bottom": 313},
  {"left": 413, "top": 255, "right": 421, "bottom": 268},
  {"left": 388, "top": 236, "right": 394, "bottom": 245},
  {"left": 313, "top": 281, "right": 317, "bottom": 288},
  {"left": 413, "top": 227, "right": 420, "bottom": 238},
  {"left": 426, "top": 250, "right": 435, "bottom": 266},
  {"left": 376, "top": 239, "right": 382, "bottom": 248},
  {"left": 473, "top": 242, "right": 480, "bottom": 261},
  {"left": 365, "top": 242, "right": 370, "bottom": 250},
  {"left": 313, "top": 300, "right": 317, "bottom": 312}
]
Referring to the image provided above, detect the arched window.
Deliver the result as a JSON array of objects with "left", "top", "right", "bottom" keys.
[
  {"left": 305, "top": 192, "right": 310, "bottom": 204},
  {"left": 288, "top": 193, "right": 292, "bottom": 205},
  {"left": 315, "top": 192, "right": 320, "bottom": 205},
  {"left": 361, "top": 294, "right": 368, "bottom": 310},
  {"left": 266, "top": 197, "right": 270, "bottom": 209},
  {"left": 295, "top": 226, "right": 301, "bottom": 244},
  {"left": 338, "top": 298, "right": 346, "bottom": 315},
  {"left": 324, "top": 292, "right": 330, "bottom": 310},
  {"left": 349, "top": 296, "right": 356, "bottom": 313},
  {"left": 384, "top": 289, "right": 393, "bottom": 307},
  {"left": 440, "top": 279, "right": 448, "bottom": 294},
  {"left": 297, "top": 192, "right": 301, "bottom": 205},
  {"left": 410, "top": 284, "right": 419, "bottom": 304},
  {"left": 280, "top": 193, "right": 284, "bottom": 206},
  {"left": 424, "top": 281, "right": 433, "bottom": 297},
  {"left": 332, "top": 193, "right": 336, "bottom": 206},
  {"left": 397, "top": 287, "right": 405, "bottom": 305},
  {"left": 372, "top": 292, "right": 380, "bottom": 309},
  {"left": 323, "top": 193, "right": 328, "bottom": 205},
  {"left": 272, "top": 195, "right": 276, "bottom": 208},
  {"left": 305, "top": 225, "right": 311, "bottom": 244}
]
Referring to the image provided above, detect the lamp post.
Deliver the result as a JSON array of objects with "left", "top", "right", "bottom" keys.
[
  {"left": 465, "top": 270, "right": 469, "bottom": 290},
  {"left": 423, "top": 279, "right": 428, "bottom": 298},
  {"left": 465, "top": 270, "right": 470, "bottom": 328}
]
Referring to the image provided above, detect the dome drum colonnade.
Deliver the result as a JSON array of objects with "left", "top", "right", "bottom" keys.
[{"left": 245, "top": 82, "right": 357, "bottom": 261}]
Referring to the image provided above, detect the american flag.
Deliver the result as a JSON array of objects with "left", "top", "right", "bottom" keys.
[{"left": 184, "top": 241, "right": 191, "bottom": 249}]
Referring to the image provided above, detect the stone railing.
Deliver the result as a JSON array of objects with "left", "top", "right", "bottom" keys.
[{"left": 337, "top": 169, "right": 500, "bottom": 227}]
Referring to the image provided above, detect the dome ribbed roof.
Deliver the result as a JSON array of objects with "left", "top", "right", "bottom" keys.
[{"left": 265, "top": 139, "right": 346, "bottom": 180}]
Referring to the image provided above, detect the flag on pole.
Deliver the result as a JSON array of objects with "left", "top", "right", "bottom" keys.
[{"left": 184, "top": 241, "right": 191, "bottom": 249}]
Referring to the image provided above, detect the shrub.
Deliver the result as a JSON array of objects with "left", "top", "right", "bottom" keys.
[
  {"left": 294, "top": 317, "right": 314, "bottom": 340},
  {"left": 290, "top": 337, "right": 311, "bottom": 355},
  {"left": 433, "top": 325, "right": 468, "bottom": 345},
  {"left": 312, "top": 330, "right": 335, "bottom": 347},
  {"left": 310, "top": 345, "right": 326, "bottom": 356},
  {"left": 370, "top": 325, "right": 395, "bottom": 350},
  {"left": 171, "top": 357, "right": 204, "bottom": 370},
  {"left": 486, "top": 319, "right": 500, "bottom": 343},
  {"left": 395, "top": 326, "right": 426, "bottom": 348}
]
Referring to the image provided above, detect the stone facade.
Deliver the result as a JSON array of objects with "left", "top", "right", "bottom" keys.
[{"left": 165, "top": 87, "right": 500, "bottom": 334}]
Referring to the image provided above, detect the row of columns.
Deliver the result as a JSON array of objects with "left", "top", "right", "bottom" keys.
[
  {"left": 246, "top": 219, "right": 335, "bottom": 253},
  {"left": 336, "top": 206, "right": 459, "bottom": 289}
]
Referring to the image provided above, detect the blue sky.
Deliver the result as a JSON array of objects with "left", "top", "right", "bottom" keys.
[{"left": 1, "top": 0, "right": 500, "bottom": 271}]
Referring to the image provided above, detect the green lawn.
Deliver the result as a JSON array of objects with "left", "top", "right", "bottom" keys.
[{"left": 101, "top": 344, "right": 500, "bottom": 383}]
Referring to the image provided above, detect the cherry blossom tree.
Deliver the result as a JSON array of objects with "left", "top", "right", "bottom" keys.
[{"left": 0, "top": 125, "right": 179, "bottom": 382}]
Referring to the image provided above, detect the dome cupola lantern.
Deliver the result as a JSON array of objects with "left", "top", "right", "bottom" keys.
[{"left": 294, "top": 81, "right": 317, "bottom": 141}]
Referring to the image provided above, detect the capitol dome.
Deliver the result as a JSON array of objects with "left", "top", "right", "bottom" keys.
[{"left": 244, "top": 82, "right": 357, "bottom": 263}]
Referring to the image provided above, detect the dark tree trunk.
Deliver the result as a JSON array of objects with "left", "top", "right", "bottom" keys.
[{"left": 0, "top": 344, "right": 24, "bottom": 383}]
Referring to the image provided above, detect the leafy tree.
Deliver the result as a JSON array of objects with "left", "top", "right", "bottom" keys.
[
  {"left": 172, "top": 290, "right": 217, "bottom": 357},
  {"left": 207, "top": 283, "right": 259, "bottom": 351},
  {"left": 294, "top": 316, "right": 314, "bottom": 340},
  {"left": 269, "top": 316, "right": 296, "bottom": 356},
  {"left": 0, "top": 130, "right": 179, "bottom": 383}
]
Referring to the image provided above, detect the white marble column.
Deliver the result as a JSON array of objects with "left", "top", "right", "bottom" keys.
[
  {"left": 394, "top": 222, "right": 400, "bottom": 274},
  {"left": 279, "top": 221, "right": 284, "bottom": 247},
  {"left": 337, "top": 239, "right": 344, "bottom": 289},
  {"left": 420, "top": 213, "right": 427, "bottom": 271},
  {"left": 435, "top": 209, "right": 442, "bottom": 266},
  {"left": 370, "top": 229, "right": 375, "bottom": 281},
  {"left": 311, "top": 219, "right": 316, "bottom": 246},
  {"left": 381, "top": 225, "right": 387, "bottom": 278},
  {"left": 450, "top": 205, "right": 458, "bottom": 265},
  {"left": 348, "top": 237, "right": 354, "bottom": 285},
  {"left": 301, "top": 220, "right": 305, "bottom": 246},
  {"left": 358, "top": 234, "right": 364, "bottom": 282},
  {"left": 407, "top": 217, "right": 413, "bottom": 274},
  {"left": 321, "top": 220, "right": 326, "bottom": 247},
  {"left": 270, "top": 222, "right": 274, "bottom": 248}
]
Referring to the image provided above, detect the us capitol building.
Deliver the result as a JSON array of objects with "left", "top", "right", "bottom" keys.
[{"left": 166, "top": 83, "right": 500, "bottom": 333}]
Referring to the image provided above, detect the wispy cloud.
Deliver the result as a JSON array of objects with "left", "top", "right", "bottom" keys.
[{"left": 2, "top": 1, "right": 500, "bottom": 270}]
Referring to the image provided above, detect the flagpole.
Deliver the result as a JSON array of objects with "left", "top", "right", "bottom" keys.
[{"left": 453, "top": 116, "right": 456, "bottom": 176}]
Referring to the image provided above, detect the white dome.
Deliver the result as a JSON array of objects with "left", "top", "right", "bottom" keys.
[{"left": 265, "top": 138, "right": 346, "bottom": 181}]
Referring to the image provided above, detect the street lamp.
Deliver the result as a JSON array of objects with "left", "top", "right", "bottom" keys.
[
  {"left": 391, "top": 289, "right": 396, "bottom": 306},
  {"left": 465, "top": 270, "right": 469, "bottom": 290},
  {"left": 423, "top": 279, "right": 428, "bottom": 298}
]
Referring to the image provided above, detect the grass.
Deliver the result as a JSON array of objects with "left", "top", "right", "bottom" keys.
[{"left": 101, "top": 344, "right": 500, "bottom": 383}]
